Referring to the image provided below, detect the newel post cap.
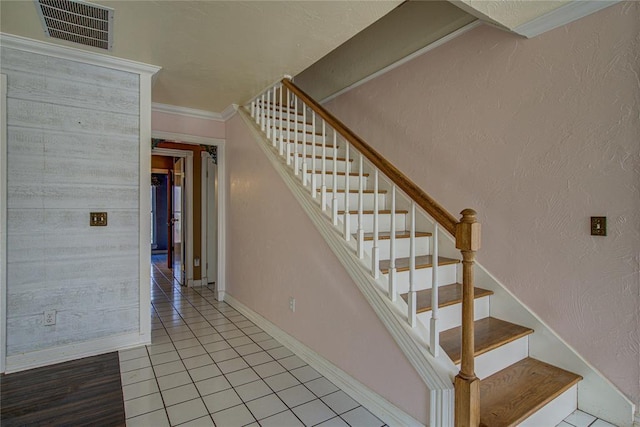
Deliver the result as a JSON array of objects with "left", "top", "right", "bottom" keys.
[{"left": 455, "top": 209, "right": 481, "bottom": 251}]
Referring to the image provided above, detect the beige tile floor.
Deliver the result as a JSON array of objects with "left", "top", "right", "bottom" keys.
[
  {"left": 120, "top": 256, "right": 618, "bottom": 427},
  {"left": 119, "top": 256, "right": 387, "bottom": 426}
]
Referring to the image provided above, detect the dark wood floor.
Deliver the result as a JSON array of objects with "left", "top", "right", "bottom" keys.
[{"left": 1, "top": 352, "right": 125, "bottom": 427}]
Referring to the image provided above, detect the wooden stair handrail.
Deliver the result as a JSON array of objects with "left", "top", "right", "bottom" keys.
[
  {"left": 275, "top": 78, "right": 480, "bottom": 426},
  {"left": 281, "top": 78, "right": 458, "bottom": 236}
]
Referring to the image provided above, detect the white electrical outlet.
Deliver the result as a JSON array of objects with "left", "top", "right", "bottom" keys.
[
  {"left": 289, "top": 297, "right": 296, "bottom": 312},
  {"left": 44, "top": 310, "right": 56, "bottom": 326}
]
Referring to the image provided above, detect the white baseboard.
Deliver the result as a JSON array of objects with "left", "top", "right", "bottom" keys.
[
  {"left": 224, "top": 294, "right": 424, "bottom": 427},
  {"left": 5, "top": 331, "right": 150, "bottom": 373}
]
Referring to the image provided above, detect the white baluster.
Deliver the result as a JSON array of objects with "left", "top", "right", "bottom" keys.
[
  {"left": 277, "top": 86, "right": 282, "bottom": 148},
  {"left": 311, "top": 112, "right": 317, "bottom": 198},
  {"left": 389, "top": 185, "right": 397, "bottom": 301},
  {"left": 430, "top": 223, "right": 440, "bottom": 356},
  {"left": 372, "top": 169, "right": 379, "bottom": 278},
  {"left": 260, "top": 93, "right": 266, "bottom": 131},
  {"left": 321, "top": 120, "right": 327, "bottom": 211},
  {"left": 343, "top": 142, "right": 351, "bottom": 241},
  {"left": 408, "top": 201, "right": 417, "bottom": 327},
  {"left": 251, "top": 100, "right": 255, "bottom": 119},
  {"left": 256, "top": 96, "right": 261, "bottom": 127},
  {"left": 293, "top": 96, "right": 299, "bottom": 175},
  {"left": 266, "top": 89, "right": 271, "bottom": 140},
  {"left": 357, "top": 153, "right": 364, "bottom": 259},
  {"left": 286, "top": 98, "right": 291, "bottom": 164},
  {"left": 332, "top": 132, "right": 338, "bottom": 225},
  {"left": 302, "top": 106, "right": 308, "bottom": 186},
  {"left": 270, "top": 87, "right": 277, "bottom": 145}
]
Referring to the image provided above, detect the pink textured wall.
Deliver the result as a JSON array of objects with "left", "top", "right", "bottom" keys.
[
  {"left": 225, "top": 114, "right": 430, "bottom": 423},
  {"left": 324, "top": 3, "right": 639, "bottom": 407},
  {"left": 152, "top": 110, "right": 225, "bottom": 139}
]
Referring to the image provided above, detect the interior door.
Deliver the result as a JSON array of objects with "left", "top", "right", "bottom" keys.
[{"left": 172, "top": 158, "right": 185, "bottom": 285}]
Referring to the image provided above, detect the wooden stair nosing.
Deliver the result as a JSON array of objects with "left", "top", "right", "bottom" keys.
[
  {"left": 337, "top": 209, "right": 409, "bottom": 216},
  {"left": 284, "top": 139, "right": 336, "bottom": 147},
  {"left": 308, "top": 170, "right": 368, "bottom": 177},
  {"left": 399, "top": 283, "right": 491, "bottom": 314},
  {"left": 318, "top": 189, "right": 388, "bottom": 194},
  {"left": 439, "top": 316, "right": 533, "bottom": 365},
  {"left": 272, "top": 127, "right": 323, "bottom": 137},
  {"left": 361, "top": 230, "right": 431, "bottom": 241},
  {"left": 379, "top": 255, "right": 459, "bottom": 274},
  {"left": 296, "top": 154, "right": 353, "bottom": 162},
  {"left": 479, "top": 357, "right": 582, "bottom": 427}
]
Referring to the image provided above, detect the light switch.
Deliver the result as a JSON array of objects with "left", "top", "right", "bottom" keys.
[
  {"left": 591, "top": 216, "right": 606, "bottom": 236},
  {"left": 90, "top": 212, "right": 107, "bottom": 226}
]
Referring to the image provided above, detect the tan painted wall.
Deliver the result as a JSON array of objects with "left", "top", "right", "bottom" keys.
[
  {"left": 225, "top": 113, "right": 431, "bottom": 424},
  {"left": 325, "top": 2, "right": 640, "bottom": 407}
]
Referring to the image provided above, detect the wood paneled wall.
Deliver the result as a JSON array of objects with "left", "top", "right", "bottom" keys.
[{"left": 1, "top": 47, "right": 141, "bottom": 356}]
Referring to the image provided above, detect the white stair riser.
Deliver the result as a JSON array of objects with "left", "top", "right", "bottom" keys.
[
  {"left": 388, "top": 264, "right": 458, "bottom": 293},
  {"left": 271, "top": 121, "right": 315, "bottom": 132},
  {"left": 419, "top": 295, "right": 490, "bottom": 332},
  {"left": 520, "top": 385, "right": 577, "bottom": 427},
  {"left": 310, "top": 173, "right": 367, "bottom": 189},
  {"left": 364, "top": 235, "right": 430, "bottom": 260},
  {"left": 299, "top": 158, "right": 351, "bottom": 173},
  {"left": 290, "top": 143, "right": 340, "bottom": 157},
  {"left": 346, "top": 213, "right": 406, "bottom": 234},
  {"left": 327, "top": 192, "right": 386, "bottom": 211},
  {"left": 456, "top": 336, "right": 529, "bottom": 380},
  {"left": 279, "top": 129, "right": 328, "bottom": 143}
]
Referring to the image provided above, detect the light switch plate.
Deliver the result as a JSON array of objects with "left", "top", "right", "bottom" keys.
[
  {"left": 591, "top": 216, "right": 606, "bottom": 236},
  {"left": 90, "top": 212, "right": 107, "bottom": 226}
]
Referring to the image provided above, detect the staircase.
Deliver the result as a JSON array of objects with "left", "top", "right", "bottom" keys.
[{"left": 246, "top": 79, "right": 583, "bottom": 426}]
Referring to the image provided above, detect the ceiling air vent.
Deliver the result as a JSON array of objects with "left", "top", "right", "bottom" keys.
[{"left": 35, "top": 0, "right": 114, "bottom": 50}]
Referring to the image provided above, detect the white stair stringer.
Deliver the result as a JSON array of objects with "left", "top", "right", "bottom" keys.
[{"left": 239, "top": 107, "right": 457, "bottom": 427}]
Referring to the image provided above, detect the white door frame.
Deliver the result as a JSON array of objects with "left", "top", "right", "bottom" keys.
[
  {"left": 1, "top": 74, "right": 7, "bottom": 373},
  {"left": 152, "top": 131, "right": 226, "bottom": 300},
  {"left": 152, "top": 147, "right": 194, "bottom": 286}
]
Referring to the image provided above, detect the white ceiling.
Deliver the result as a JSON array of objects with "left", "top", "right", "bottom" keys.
[{"left": 0, "top": 0, "right": 402, "bottom": 113}]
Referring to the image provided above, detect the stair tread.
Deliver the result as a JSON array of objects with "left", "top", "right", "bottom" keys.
[
  {"left": 284, "top": 139, "right": 336, "bottom": 147},
  {"left": 440, "top": 317, "right": 533, "bottom": 365},
  {"left": 297, "top": 154, "right": 353, "bottom": 162},
  {"left": 361, "top": 230, "right": 428, "bottom": 240},
  {"left": 399, "top": 283, "right": 492, "bottom": 313},
  {"left": 480, "top": 357, "right": 582, "bottom": 427},
  {"left": 318, "top": 189, "right": 387, "bottom": 194},
  {"left": 309, "top": 170, "right": 368, "bottom": 176},
  {"left": 338, "top": 209, "right": 409, "bottom": 215},
  {"left": 379, "top": 255, "right": 459, "bottom": 273}
]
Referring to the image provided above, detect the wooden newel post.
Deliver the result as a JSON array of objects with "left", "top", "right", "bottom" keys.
[{"left": 454, "top": 208, "right": 481, "bottom": 427}]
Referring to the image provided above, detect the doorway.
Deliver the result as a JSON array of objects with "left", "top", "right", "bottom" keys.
[
  {"left": 152, "top": 148, "right": 193, "bottom": 286},
  {"left": 151, "top": 133, "right": 226, "bottom": 301}
]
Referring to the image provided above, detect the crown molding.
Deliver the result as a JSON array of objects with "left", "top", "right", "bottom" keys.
[
  {"left": 0, "top": 33, "right": 160, "bottom": 76},
  {"left": 513, "top": 0, "right": 620, "bottom": 38},
  {"left": 221, "top": 104, "right": 238, "bottom": 120}
]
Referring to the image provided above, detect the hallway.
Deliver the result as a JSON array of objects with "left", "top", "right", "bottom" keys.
[{"left": 120, "top": 257, "right": 387, "bottom": 426}]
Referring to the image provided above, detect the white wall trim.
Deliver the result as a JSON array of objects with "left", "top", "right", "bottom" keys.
[
  {"left": 238, "top": 108, "right": 456, "bottom": 426},
  {"left": 152, "top": 130, "right": 224, "bottom": 147},
  {"left": 5, "top": 331, "right": 149, "bottom": 373},
  {"left": 201, "top": 151, "right": 209, "bottom": 288},
  {"left": 0, "top": 33, "right": 161, "bottom": 76},
  {"left": 320, "top": 20, "right": 482, "bottom": 104},
  {"left": 0, "top": 74, "right": 7, "bottom": 374},
  {"left": 151, "top": 132, "right": 226, "bottom": 300},
  {"left": 225, "top": 294, "right": 424, "bottom": 427},
  {"left": 152, "top": 102, "right": 224, "bottom": 121},
  {"left": 513, "top": 0, "right": 620, "bottom": 38},
  {"left": 152, "top": 148, "right": 194, "bottom": 287},
  {"left": 139, "top": 73, "right": 153, "bottom": 345},
  {"left": 221, "top": 104, "right": 238, "bottom": 120}
]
